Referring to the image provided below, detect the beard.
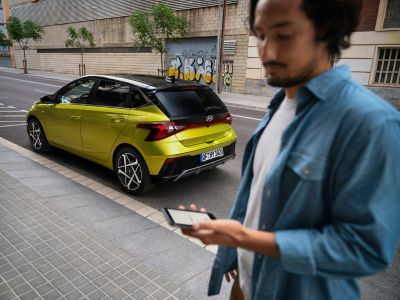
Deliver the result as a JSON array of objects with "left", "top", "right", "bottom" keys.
[{"left": 265, "top": 59, "right": 318, "bottom": 88}]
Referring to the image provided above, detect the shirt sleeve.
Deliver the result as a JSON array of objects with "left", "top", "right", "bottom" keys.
[{"left": 275, "top": 119, "right": 400, "bottom": 277}]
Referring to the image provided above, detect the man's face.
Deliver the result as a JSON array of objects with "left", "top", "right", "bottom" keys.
[{"left": 254, "top": 0, "right": 329, "bottom": 87}]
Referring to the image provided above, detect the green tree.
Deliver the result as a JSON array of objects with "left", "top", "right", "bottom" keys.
[
  {"left": 128, "top": 4, "right": 189, "bottom": 74},
  {"left": 0, "top": 31, "right": 12, "bottom": 55},
  {"left": 6, "top": 16, "right": 43, "bottom": 74},
  {"left": 65, "top": 27, "right": 95, "bottom": 76}
]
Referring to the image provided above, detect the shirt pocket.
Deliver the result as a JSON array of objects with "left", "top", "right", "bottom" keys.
[{"left": 286, "top": 151, "right": 326, "bottom": 181}]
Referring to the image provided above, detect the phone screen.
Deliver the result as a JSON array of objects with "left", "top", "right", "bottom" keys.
[{"left": 164, "top": 208, "right": 214, "bottom": 226}]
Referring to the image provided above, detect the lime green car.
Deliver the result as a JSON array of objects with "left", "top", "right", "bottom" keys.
[{"left": 26, "top": 75, "right": 237, "bottom": 195}]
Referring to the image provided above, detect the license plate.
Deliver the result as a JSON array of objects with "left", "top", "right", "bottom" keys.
[{"left": 200, "top": 148, "right": 224, "bottom": 163}]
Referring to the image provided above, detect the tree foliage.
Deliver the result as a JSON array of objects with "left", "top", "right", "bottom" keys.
[
  {"left": 65, "top": 27, "right": 95, "bottom": 50},
  {"left": 6, "top": 16, "right": 43, "bottom": 51},
  {"left": 65, "top": 27, "right": 95, "bottom": 74},
  {"left": 6, "top": 16, "right": 43, "bottom": 73},
  {"left": 128, "top": 4, "right": 189, "bottom": 72}
]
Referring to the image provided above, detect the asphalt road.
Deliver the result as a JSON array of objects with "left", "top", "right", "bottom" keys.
[{"left": 0, "top": 71, "right": 266, "bottom": 218}]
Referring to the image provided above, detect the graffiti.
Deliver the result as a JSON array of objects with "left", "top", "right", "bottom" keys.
[
  {"left": 222, "top": 61, "right": 234, "bottom": 91},
  {"left": 168, "top": 55, "right": 217, "bottom": 85}
]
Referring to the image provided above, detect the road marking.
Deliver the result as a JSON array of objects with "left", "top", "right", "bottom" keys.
[
  {"left": 0, "top": 111, "right": 24, "bottom": 113},
  {"left": 0, "top": 103, "right": 3, "bottom": 105},
  {"left": 0, "top": 115, "right": 26, "bottom": 117},
  {"left": 0, "top": 123, "right": 25, "bottom": 128},
  {"left": 20, "top": 110, "right": 28, "bottom": 112},
  {"left": 7, "top": 106, "right": 15, "bottom": 108},
  {"left": 0, "top": 75, "right": 62, "bottom": 88},
  {"left": 34, "top": 89, "right": 53, "bottom": 94},
  {"left": 0, "top": 121, "right": 26, "bottom": 122},
  {"left": 231, "top": 114, "right": 262, "bottom": 121}
]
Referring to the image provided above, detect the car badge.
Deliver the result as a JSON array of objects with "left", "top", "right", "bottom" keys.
[{"left": 206, "top": 115, "right": 214, "bottom": 122}]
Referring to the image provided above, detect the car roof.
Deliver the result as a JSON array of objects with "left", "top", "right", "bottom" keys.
[{"left": 82, "top": 74, "right": 203, "bottom": 91}]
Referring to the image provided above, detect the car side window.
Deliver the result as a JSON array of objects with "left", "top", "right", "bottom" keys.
[
  {"left": 91, "top": 80, "right": 132, "bottom": 108},
  {"left": 131, "top": 90, "right": 148, "bottom": 108},
  {"left": 56, "top": 78, "right": 96, "bottom": 104}
]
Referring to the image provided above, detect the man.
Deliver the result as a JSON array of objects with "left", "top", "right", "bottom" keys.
[{"left": 182, "top": 0, "right": 400, "bottom": 299}]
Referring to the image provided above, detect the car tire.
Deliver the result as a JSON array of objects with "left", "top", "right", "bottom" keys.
[
  {"left": 27, "top": 118, "right": 51, "bottom": 153},
  {"left": 114, "top": 146, "right": 154, "bottom": 195}
]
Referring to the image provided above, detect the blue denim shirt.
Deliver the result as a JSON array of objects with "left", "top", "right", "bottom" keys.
[{"left": 208, "top": 65, "right": 400, "bottom": 300}]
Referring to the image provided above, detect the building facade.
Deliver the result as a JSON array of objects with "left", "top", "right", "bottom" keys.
[
  {"left": 7, "top": 0, "right": 249, "bottom": 93},
  {"left": 4, "top": 0, "right": 400, "bottom": 103},
  {"left": 245, "top": 0, "right": 400, "bottom": 104}
]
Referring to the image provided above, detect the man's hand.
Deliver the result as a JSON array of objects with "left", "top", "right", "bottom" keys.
[{"left": 183, "top": 219, "right": 247, "bottom": 247}]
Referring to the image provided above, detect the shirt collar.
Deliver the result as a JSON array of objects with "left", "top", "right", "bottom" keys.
[{"left": 303, "top": 64, "right": 351, "bottom": 101}]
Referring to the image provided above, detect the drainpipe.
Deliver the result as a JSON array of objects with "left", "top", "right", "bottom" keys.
[{"left": 217, "top": 0, "right": 227, "bottom": 94}]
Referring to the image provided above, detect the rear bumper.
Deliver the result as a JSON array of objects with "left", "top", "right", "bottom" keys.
[
  {"left": 161, "top": 154, "right": 235, "bottom": 182},
  {"left": 156, "top": 142, "right": 236, "bottom": 182}
]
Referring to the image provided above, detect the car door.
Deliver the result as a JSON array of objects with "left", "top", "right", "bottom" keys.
[
  {"left": 44, "top": 78, "right": 96, "bottom": 152},
  {"left": 81, "top": 79, "right": 131, "bottom": 161}
]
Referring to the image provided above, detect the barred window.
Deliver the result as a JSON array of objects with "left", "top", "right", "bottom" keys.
[
  {"left": 383, "top": 0, "right": 400, "bottom": 28},
  {"left": 373, "top": 48, "right": 400, "bottom": 85}
]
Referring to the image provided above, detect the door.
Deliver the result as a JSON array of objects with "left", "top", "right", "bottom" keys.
[
  {"left": 45, "top": 78, "right": 96, "bottom": 151},
  {"left": 81, "top": 79, "right": 132, "bottom": 161}
]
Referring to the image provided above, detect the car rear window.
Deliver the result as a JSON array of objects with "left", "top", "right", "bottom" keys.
[{"left": 154, "top": 87, "right": 227, "bottom": 117}]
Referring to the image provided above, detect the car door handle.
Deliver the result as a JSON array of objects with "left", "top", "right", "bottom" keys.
[
  {"left": 70, "top": 115, "right": 81, "bottom": 120},
  {"left": 111, "top": 117, "right": 125, "bottom": 123}
]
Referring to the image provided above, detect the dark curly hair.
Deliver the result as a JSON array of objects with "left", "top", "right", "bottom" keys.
[{"left": 249, "top": 0, "right": 362, "bottom": 58}]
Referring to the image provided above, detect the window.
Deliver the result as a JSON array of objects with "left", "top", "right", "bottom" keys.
[
  {"left": 56, "top": 78, "right": 96, "bottom": 104},
  {"left": 373, "top": 47, "right": 400, "bottom": 85},
  {"left": 91, "top": 80, "right": 131, "bottom": 108},
  {"left": 130, "top": 91, "right": 147, "bottom": 108},
  {"left": 383, "top": 0, "right": 400, "bottom": 28}
]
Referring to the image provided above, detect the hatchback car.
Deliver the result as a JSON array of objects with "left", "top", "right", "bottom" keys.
[{"left": 26, "top": 75, "right": 237, "bottom": 195}]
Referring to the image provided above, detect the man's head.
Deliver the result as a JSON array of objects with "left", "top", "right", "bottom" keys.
[{"left": 250, "top": 0, "right": 361, "bottom": 88}]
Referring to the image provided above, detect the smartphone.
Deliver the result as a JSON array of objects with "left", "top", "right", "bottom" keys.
[{"left": 162, "top": 208, "right": 216, "bottom": 230}]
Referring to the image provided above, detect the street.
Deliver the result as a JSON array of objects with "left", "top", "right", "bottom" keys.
[{"left": 0, "top": 71, "right": 266, "bottom": 218}]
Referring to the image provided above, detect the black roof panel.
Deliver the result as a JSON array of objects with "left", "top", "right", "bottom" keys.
[{"left": 109, "top": 74, "right": 203, "bottom": 90}]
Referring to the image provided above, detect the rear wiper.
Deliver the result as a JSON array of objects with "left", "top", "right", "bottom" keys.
[{"left": 204, "top": 105, "right": 222, "bottom": 113}]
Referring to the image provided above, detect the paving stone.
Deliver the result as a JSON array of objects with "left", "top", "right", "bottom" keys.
[
  {"left": 13, "top": 283, "right": 31, "bottom": 296},
  {"left": 42, "top": 289, "right": 62, "bottom": 300},
  {"left": 87, "top": 290, "right": 106, "bottom": 300},
  {"left": 131, "top": 288, "right": 148, "bottom": 299},
  {"left": 109, "top": 288, "right": 128, "bottom": 300},
  {"left": 19, "top": 290, "right": 40, "bottom": 300},
  {"left": 80, "top": 282, "right": 97, "bottom": 295},
  {"left": 57, "top": 282, "right": 75, "bottom": 295},
  {"left": 35, "top": 283, "right": 55, "bottom": 295},
  {"left": 65, "top": 290, "right": 84, "bottom": 300}
]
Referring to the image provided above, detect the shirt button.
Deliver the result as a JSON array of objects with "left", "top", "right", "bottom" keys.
[
  {"left": 266, "top": 189, "right": 271, "bottom": 196},
  {"left": 261, "top": 224, "right": 266, "bottom": 230},
  {"left": 257, "top": 254, "right": 262, "bottom": 259},
  {"left": 303, "top": 169, "right": 310, "bottom": 177}
]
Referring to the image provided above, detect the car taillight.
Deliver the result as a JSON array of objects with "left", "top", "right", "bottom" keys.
[
  {"left": 223, "top": 113, "right": 232, "bottom": 124},
  {"left": 137, "top": 113, "right": 232, "bottom": 141},
  {"left": 137, "top": 122, "right": 187, "bottom": 141}
]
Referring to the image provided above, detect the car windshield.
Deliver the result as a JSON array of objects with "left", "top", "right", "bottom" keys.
[{"left": 154, "top": 87, "right": 227, "bottom": 117}]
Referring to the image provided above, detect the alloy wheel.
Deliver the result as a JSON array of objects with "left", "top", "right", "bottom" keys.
[
  {"left": 116, "top": 152, "right": 143, "bottom": 192},
  {"left": 28, "top": 120, "right": 43, "bottom": 150}
]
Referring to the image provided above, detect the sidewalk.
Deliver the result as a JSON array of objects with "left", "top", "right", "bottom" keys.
[
  {"left": 0, "top": 138, "right": 231, "bottom": 300},
  {"left": 0, "top": 67, "right": 270, "bottom": 111}
]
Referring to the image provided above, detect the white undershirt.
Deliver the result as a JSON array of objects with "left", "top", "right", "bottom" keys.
[{"left": 238, "top": 96, "right": 297, "bottom": 300}]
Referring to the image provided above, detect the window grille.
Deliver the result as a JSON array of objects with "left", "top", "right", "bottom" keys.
[
  {"left": 383, "top": 0, "right": 400, "bottom": 28},
  {"left": 224, "top": 40, "right": 236, "bottom": 55},
  {"left": 373, "top": 47, "right": 400, "bottom": 85}
]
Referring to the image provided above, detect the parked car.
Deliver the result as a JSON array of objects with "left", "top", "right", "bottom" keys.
[{"left": 26, "top": 75, "right": 237, "bottom": 195}]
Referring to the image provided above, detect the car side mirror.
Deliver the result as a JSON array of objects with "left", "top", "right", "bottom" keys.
[{"left": 40, "top": 94, "right": 55, "bottom": 103}]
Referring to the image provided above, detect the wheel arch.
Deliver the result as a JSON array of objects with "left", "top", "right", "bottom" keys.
[{"left": 112, "top": 143, "right": 145, "bottom": 171}]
